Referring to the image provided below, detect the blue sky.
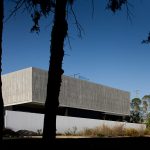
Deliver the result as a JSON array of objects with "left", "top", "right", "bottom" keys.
[{"left": 2, "top": 0, "right": 150, "bottom": 99}]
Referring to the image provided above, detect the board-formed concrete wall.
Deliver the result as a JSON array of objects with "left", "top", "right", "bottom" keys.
[
  {"left": 32, "top": 68, "right": 130, "bottom": 116},
  {"left": 2, "top": 68, "right": 32, "bottom": 106},
  {"left": 2, "top": 67, "right": 130, "bottom": 116}
]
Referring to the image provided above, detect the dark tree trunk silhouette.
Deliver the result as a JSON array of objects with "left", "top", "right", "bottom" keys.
[
  {"left": 0, "top": 0, "right": 4, "bottom": 141},
  {"left": 43, "top": 0, "right": 68, "bottom": 142}
]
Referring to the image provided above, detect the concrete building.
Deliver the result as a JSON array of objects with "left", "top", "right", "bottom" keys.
[
  {"left": 2, "top": 67, "right": 130, "bottom": 118},
  {"left": 2, "top": 67, "right": 131, "bottom": 132}
]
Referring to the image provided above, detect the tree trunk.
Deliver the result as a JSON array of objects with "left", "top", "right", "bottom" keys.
[
  {"left": 43, "top": 0, "right": 68, "bottom": 142},
  {"left": 0, "top": 0, "right": 4, "bottom": 141}
]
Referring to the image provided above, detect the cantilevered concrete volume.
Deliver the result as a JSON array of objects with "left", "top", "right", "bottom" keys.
[{"left": 2, "top": 67, "right": 130, "bottom": 120}]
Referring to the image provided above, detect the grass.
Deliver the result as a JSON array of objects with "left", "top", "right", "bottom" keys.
[
  {"left": 3, "top": 125, "right": 150, "bottom": 149},
  {"left": 3, "top": 124, "right": 150, "bottom": 138},
  {"left": 59, "top": 124, "right": 149, "bottom": 137}
]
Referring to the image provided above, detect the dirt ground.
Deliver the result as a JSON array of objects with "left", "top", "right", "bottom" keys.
[{"left": 2, "top": 137, "right": 150, "bottom": 149}]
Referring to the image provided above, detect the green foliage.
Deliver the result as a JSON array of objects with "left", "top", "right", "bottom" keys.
[
  {"left": 131, "top": 98, "right": 141, "bottom": 105},
  {"left": 130, "top": 96, "right": 150, "bottom": 124},
  {"left": 142, "top": 95, "right": 150, "bottom": 99},
  {"left": 142, "top": 95, "right": 150, "bottom": 119},
  {"left": 130, "top": 111, "right": 143, "bottom": 123},
  {"left": 130, "top": 98, "right": 141, "bottom": 112},
  {"left": 143, "top": 100, "right": 148, "bottom": 113},
  {"left": 144, "top": 128, "right": 150, "bottom": 135},
  {"left": 145, "top": 118, "right": 150, "bottom": 128},
  {"left": 144, "top": 113, "right": 150, "bottom": 128}
]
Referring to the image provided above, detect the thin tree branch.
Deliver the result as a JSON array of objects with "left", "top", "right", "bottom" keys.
[
  {"left": 4, "top": 0, "right": 26, "bottom": 23},
  {"left": 22, "top": 1, "right": 33, "bottom": 14},
  {"left": 91, "top": 0, "right": 94, "bottom": 19},
  {"left": 125, "top": 1, "right": 133, "bottom": 23},
  {"left": 70, "top": 5, "right": 84, "bottom": 38},
  {"left": 66, "top": 34, "right": 72, "bottom": 50}
]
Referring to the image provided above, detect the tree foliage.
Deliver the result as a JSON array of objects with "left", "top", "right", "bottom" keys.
[
  {"left": 130, "top": 98, "right": 143, "bottom": 123},
  {"left": 145, "top": 113, "right": 150, "bottom": 128},
  {"left": 143, "top": 100, "right": 148, "bottom": 113},
  {"left": 142, "top": 32, "right": 150, "bottom": 44},
  {"left": 130, "top": 111, "right": 143, "bottom": 123},
  {"left": 142, "top": 95, "right": 150, "bottom": 100},
  {"left": 28, "top": 0, "right": 55, "bottom": 32},
  {"left": 106, "top": 0, "right": 128, "bottom": 13},
  {"left": 26, "top": 0, "right": 75, "bottom": 33},
  {"left": 130, "top": 98, "right": 141, "bottom": 112}
]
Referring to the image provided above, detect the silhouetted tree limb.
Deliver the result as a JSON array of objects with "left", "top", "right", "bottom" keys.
[
  {"left": 142, "top": 32, "right": 150, "bottom": 44},
  {"left": 4, "top": 0, "right": 25, "bottom": 23},
  {"left": 107, "top": 0, "right": 133, "bottom": 22},
  {"left": 70, "top": 4, "right": 84, "bottom": 38},
  {"left": 0, "top": 0, "right": 4, "bottom": 142},
  {"left": 28, "top": 0, "right": 55, "bottom": 33},
  {"left": 91, "top": 0, "right": 94, "bottom": 19},
  {"left": 124, "top": 1, "right": 133, "bottom": 22},
  {"left": 5, "top": 0, "right": 55, "bottom": 32},
  {"left": 66, "top": 34, "right": 72, "bottom": 49},
  {"left": 106, "top": 0, "right": 127, "bottom": 12}
]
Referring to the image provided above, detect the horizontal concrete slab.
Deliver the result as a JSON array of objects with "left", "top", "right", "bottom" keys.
[{"left": 2, "top": 67, "right": 130, "bottom": 116}]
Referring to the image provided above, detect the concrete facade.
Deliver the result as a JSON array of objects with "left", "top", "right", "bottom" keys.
[
  {"left": 2, "top": 68, "right": 32, "bottom": 106},
  {"left": 2, "top": 67, "right": 130, "bottom": 116}
]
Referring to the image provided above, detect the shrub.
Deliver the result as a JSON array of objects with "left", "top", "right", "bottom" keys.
[
  {"left": 144, "top": 128, "right": 150, "bottom": 135},
  {"left": 64, "top": 126, "right": 78, "bottom": 136},
  {"left": 61, "top": 124, "right": 147, "bottom": 137},
  {"left": 3, "top": 128, "right": 19, "bottom": 138},
  {"left": 125, "top": 128, "right": 139, "bottom": 136}
]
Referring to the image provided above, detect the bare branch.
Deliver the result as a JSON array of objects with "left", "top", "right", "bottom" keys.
[
  {"left": 106, "top": 0, "right": 133, "bottom": 23},
  {"left": 4, "top": 0, "right": 26, "bottom": 23},
  {"left": 70, "top": 5, "right": 84, "bottom": 38},
  {"left": 66, "top": 34, "right": 72, "bottom": 50},
  {"left": 22, "top": 1, "right": 33, "bottom": 14},
  {"left": 125, "top": 1, "right": 134, "bottom": 23},
  {"left": 91, "top": 0, "right": 94, "bottom": 19}
]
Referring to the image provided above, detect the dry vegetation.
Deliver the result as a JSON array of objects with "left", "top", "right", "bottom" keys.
[
  {"left": 4, "top": 125, "right": 150, "bottom": 138},
  {"left": 59, "top": 124, "right": 150, "bottom": 137}
]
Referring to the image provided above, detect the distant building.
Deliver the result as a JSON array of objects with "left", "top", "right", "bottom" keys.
[{"left": 2, "top": 67, "right": 130, "bottom": 131}]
